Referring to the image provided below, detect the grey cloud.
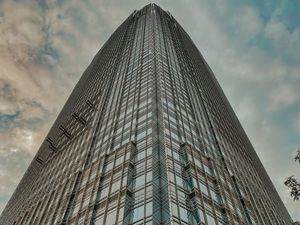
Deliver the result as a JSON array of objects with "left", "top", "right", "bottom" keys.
[
  {"left": 264, "top": 11, "right": 300, "bottom": 62},
  {"left": 295, "top": 112, "right": 300, "bottom": 133},
  {"left": 268, "top": 84, "right": 299, "bottom": 111},
  {"left": 0, "top": 147, "right": 33, "bottom": 213},
  {"left": 0, "top": 0, "right": 299, "bottom": 220},
  {"left": 0, "top": 1, "right": 74, "bottom": 214}
]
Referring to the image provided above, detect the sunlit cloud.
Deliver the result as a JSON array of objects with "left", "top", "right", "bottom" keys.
[{"left": 0, "top": 0, "right": 299, "bottom": 221}]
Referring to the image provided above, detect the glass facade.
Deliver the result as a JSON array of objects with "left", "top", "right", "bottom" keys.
[{"left": 0, "top": 3, "right": 292, "bottom": 225}]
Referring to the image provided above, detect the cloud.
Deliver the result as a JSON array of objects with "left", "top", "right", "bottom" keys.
[
  {"left": 264, "top": 11, "right": 300, "bottom": 62},
  {"left": 233, "top": 6, "right": 263, "bottom": 39},
  {"left": 295, "top": 112, "right": 300, "bottom": 133},
  {"left": 0, "top": 0, "right": 74, "bottom": 213},
  {"left": 0, "top": 0, "right": 299, "bottom": 221},
  {"left": 268, "top": 84, "right": 299, "bottom": 111},
  {"left": 0, "top": 94, "right": 19, "bottom": 117},
  {"left": 0, "top": 142, "right": 33, "bottom": 213}
]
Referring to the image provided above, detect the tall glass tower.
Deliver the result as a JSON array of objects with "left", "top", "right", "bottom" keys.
[{"left": 0, "top": 4, "right": 292, "bottom": 225}]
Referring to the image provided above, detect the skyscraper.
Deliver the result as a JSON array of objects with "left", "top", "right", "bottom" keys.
[{"left": 0, "top": 3, "right": 292, "bottom": 225}]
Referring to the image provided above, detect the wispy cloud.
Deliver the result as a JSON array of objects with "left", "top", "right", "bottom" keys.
[{"left": 0, "top": 0, "right": 299, "bottom": 221}]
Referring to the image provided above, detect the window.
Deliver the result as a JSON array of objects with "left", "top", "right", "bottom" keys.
[
  {"left": 187, "top": 176, "right": 194, "bottom": 190},
  {"left": 118, "top": 208, "right": 125, "bottom": 222},
  {"left": 100, "top": 186, "right": 109, "bottom": 199},
  {"left": 176, "top": 175, "right": 184, "bottom": 188},
  {"left": 106, "top": 210, "right": 117, "bottom": 225},
  {"left": 146, "top": 171, "right": 152, "bottom": 183},
  {"left": 137, "top": 151, "right": 146, "bottom": 161},
  {"left": 210, "top": 189, "right": 223, "bottom": 204},
  {"left": 94, "top": 216, "right": 104, "bottom": 225},
  {"left": 135, "top": 189, "right": 145, "bottom": 202},
  {"left": 203, "top": 164, "right": 214, "bottom": 176},
  {"left": 104, "top": 161, "right": 113, "bottom": 173},
  {"left": 171, "top": 202, "right": 178, "bottom": 217},
  {"left": 135, "top": 175, "right": 145, "bottom": 188},
  {"left": 111, "top": 180, "right": 120, "bottom": 193},
  {"left": 206, "top": 214, "right": 216, "bottom": 225},
  {"left": 179, "top": 206, "right": 189, "bottom": 222},
  {"left": 145, "top": 202, "right": 152, "bottom": 217},
  {"left": 137, "top": 130, "right": 146, "bottom": 140},
  {"left": 173, "top": 151, "right": 180, "bottom": 161},
  {"left": 132, "top": 205, "right": 144, "bottom": 222},
  {"left": 115, "top": 156, "right": 123, "bottom": 167},
  {"left": 199, "top": 182, "right": 209, "bottom": 196},
  {"left": 170, "top": 131, "right": 179, "bottom": 141}
]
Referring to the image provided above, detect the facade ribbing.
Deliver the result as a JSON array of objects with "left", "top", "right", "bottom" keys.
[{"left": 0, "top": 4, "right": 292, "bottom": 225}]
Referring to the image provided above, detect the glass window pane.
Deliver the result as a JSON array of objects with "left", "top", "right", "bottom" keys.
[
  {"left": 145, "top": 202, "right": 152, "bottom": 217},
  {"left": 206, "top": 214, "right": 216, "bottom": 225},
  {"left": 106, "top": 210, "right": 117, "bottom": 225},
  {"left": 199, "top": 182, "right": 209, "bottom": 195},
  {"left": 132, "top": 205, "right": 144, "bottom": 222},
  {"left": 176, "top": 175, "right": 184, "bottom": 188},
  {"left": 135, "top": 175, "right": 145, "bottom": 188},
  {"left": 179, "top": 206, "right": 189, "bottom": 222}
]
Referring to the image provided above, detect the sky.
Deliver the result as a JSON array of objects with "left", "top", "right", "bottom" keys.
[{"left": 0, "top": 0, "right": 299, "bottom": 221}]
